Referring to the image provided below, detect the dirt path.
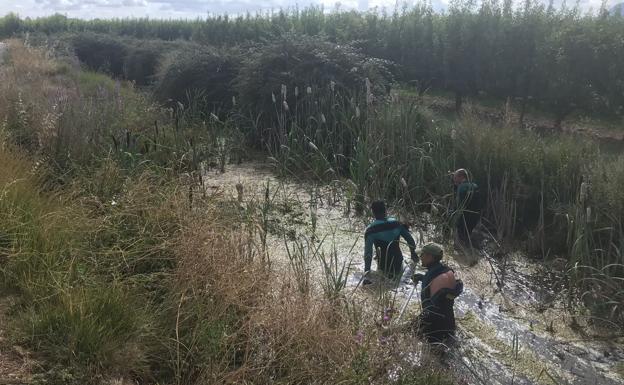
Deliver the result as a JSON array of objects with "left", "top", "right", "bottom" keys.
[{"left": 205, "top": 161, "right": 624, "bottom": 385}]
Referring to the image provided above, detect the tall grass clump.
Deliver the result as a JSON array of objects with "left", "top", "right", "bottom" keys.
[{"left": 0, "top": 146, "right": 163, "bottom": 382}]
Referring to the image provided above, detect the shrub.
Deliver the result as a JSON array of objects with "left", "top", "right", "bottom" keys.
[
  {"left": 235, "top": 33, "right": 394, "bottom": 118},
  {"left": 154, "top": 45, "right": 239, "bottom": 110},
  {"left": 71, "top": 32, "right": 128, "bottom": 77}
]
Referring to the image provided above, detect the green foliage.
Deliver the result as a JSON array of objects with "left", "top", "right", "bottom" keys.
[
  {"left": 23, "top": 285, "right": 152, "bottom": 376},
  {"left": 0, "top": 12, "right": 21, "bottom": 37},
  {"left": 72, "top": 32, "right": 128, "bottom": 77},
  {"left": 235, "top": 33, "right": 393, "bottom": 119},
  {"left": 155, "top": 45, "right": 239, "bottom": 109},
  {"left": 10, "top": 1, "right": 622, "bottom": 123}
]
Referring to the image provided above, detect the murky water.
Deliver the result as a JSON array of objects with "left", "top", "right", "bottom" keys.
[{"left": 204, "top": 161, "right": 624, "bottom": 385}]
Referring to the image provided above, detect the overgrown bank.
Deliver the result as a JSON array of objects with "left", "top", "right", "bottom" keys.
[{"left": 0, "top": 40, "right": 454, "bottom": 384}]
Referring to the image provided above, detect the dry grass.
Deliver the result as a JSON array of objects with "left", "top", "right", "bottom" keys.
[{"left": 169, "top": 213, "right": 357, "bottom": 384}]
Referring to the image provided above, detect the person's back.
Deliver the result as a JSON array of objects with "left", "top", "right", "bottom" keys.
[{"left": 364, "top": 201, "right": 417, "bottom": 279}]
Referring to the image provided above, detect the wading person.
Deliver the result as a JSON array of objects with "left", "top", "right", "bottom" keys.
[
  {"left": 363, "top": 201, "right": 418, "bottom": 284},
  {"left": 452, "top": 168, "right": 481, "bottom": 247},
  {"left": 412, "top": 243, "right": 463, "bottom": 344}
]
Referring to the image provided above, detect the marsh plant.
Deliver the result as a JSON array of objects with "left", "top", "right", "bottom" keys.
[{"left": 263, "top": 77, "right": 623, "bottom": 323}]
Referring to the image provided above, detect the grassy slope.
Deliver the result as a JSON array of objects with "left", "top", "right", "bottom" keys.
[{"left": 0, "top": 41, "right": 453, "bottom": 385}]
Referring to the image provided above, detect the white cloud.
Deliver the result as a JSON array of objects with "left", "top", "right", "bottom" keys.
[{"left": 0, "top": 0, "right": 619, "bottom": 18}]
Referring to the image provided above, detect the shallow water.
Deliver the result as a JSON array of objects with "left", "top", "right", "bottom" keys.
[{"left": 204, "top": 161, "right": 624, "bottom": 385}]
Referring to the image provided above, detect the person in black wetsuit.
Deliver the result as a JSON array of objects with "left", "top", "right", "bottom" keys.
[
  {"left": 363, "top": 201, "right": 418, "bottom": 283},
  {"left": 412, "top": 243, "right": 463, "bottom": 344},
  {"left": 452, "top": 168, "right": 481, "bottom": 247}
]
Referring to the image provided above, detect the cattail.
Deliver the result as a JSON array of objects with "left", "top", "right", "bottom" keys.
[
  {"left": 586, "top": 206, "right": 592, "bottom": 219},
  {"left": 210, "top": 113, "right": 219, "bottom": 121},
  {"left": 330, "top": 80, "right": 336, "bottom": 92},
  {"left": 281, "top": 84, "right": 287, "bottom": 99},
  {"left": 282, "top": 100, "right": 289, "bottom": 111},
  {"left": 295, "top": 86, "right": 299, "bottom": 98},
  {"left": 271, "top": 93, "right": 276, "bottom": 103},
  {"left": 580, "top": 182, "right": 588, "bottom": 203},
  {"left": 307, "top": 86, "right": 312, "bottom": 95},
  {"left": 308, "top": 141, "right": 319, "bottom": 152},
  {"left": 321, "top": 113, "right": 326, "bottom": 124},
  {"left": 232, "top": 96, "right": 236, "bottom": 106},
  {"left": 236, "top": 183, "right": 244, "bottom": 203},
  {"left": 355, "top": 106, "right": 361, "bottom": 118},
  {"left": 365, "top": 78, "right": 373, "bottom": 105},
  {"left": 400, "top": 177, "right": 408, "bottom": 189}
]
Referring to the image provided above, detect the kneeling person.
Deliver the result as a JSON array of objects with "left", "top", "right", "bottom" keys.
[
  {"left": 412, "top": 243, "right": 463, "bottom": 343},
  {"left": 363, "top": 201, "right": 417, "bottom": 281}
]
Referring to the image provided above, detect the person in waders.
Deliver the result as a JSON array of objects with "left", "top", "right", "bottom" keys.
[
  {"left": 452, "top": 168, "right": 481, "bottom": 248},
  {"left": 412, "top": 243, "right": 463, "bottom": 344},
  {"left": 363, "top": 201, "right": 418, "bottom": 284}
]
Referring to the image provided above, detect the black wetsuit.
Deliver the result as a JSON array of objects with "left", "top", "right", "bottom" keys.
[
  {"left": 364, "top": 217, "right": 417, "bottom": 278},
  {"left": 455, "top": 181, "right": 481, "bottom": 245},
  {"left": 416, "top": 262, "right": 463, "bottom": 343}
]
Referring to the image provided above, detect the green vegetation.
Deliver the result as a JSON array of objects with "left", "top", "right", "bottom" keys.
[
  {"left": 0, "top": 2, "right": 623, "bottom": 381},
  {"left": 2, "top": 1, "right": 624, "bottom": 125},
  {"left": 0, "top": 40, "right": 454, "bottom": 384}
]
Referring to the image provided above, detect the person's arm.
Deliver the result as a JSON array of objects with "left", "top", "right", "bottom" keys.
[
  {"left": 400, "top": 225, "right": 418, "bottom": 262},
  {"left": 364, "top": 234, "right": 374, "bottom": 272}
]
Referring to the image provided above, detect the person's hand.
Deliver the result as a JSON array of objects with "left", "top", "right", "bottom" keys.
[{"left": 412, "top": 273, "right": 424, "bottom": 284}]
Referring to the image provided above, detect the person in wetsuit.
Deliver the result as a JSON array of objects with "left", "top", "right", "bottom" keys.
[
  {"left": 452, "top": 168, "right": 481, "bottom": 247},
  {"left": 363, "top": 201, "right": 418, "bottom": 283},
  {"left": 412, "top": 243, "right": 463, "bottom": 344}
]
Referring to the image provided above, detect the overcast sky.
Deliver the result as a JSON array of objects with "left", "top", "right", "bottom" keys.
[{"left": 0, "top": 0, "right": 615, "bottom": 19}]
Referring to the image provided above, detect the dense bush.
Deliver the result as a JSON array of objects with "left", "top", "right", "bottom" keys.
[
  {"left": 71, "top": 32, "right": 128, "bottom": 77},
  {"left": 235, "top": 33, "right": 393, "bottom": 118},
  {"left": 122, "top": 40, "right": 170, "bottom": 86},
  {"left": 154, "top": 45, "right": 239, "bottom": 109}
]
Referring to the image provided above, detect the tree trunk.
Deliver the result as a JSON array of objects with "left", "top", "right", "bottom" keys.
[
  {"left": 455, "top": 90, "right": 463, "bottom": 115},
  {"left": 553, "top": 108, "right": 571, "bottom": 131},
  {"left": 519, "top": 95, "right": 527, "bottom": 127}
]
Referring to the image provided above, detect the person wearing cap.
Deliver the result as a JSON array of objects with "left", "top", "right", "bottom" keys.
[
  {"left": 363, "top": 200, "right": 418, "bottom": 283},
  {"left": 412, "top": 242, "right": 463, "bottom": 343},
  {"left": 452, "top": 168, "right": 481, "bottom": 247}
]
